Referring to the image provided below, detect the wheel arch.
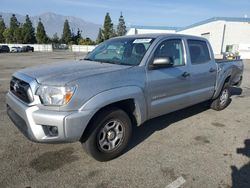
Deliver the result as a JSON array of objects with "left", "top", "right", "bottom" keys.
[
  {"left": 213, "top": 75, "right": 232, "bottom": 99},
  {"left": 80, "top": 86, "right": 147, "bottom": 142}
]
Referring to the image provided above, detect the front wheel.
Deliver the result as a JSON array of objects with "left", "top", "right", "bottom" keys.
[
  {"left": 210, "top": 85, "right": 231, "bottom": 111},
  {"left": 82, "top": 107, "right": 132, "bottom": 161}
]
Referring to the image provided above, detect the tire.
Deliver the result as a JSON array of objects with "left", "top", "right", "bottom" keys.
[
  {"left": 82, "top": 107, "right": 132, "bottom": 161},
  {"left": 210, "top": 84, "right": 231, "bottom": 111}
]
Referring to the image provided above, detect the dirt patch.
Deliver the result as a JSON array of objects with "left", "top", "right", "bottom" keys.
[
  {"left": 223, "top": 153, "right": 233, "bottom": 158},
  {"left": 160, "top": 167, "right": 176, "bottom": 180},
  {"left": 95, "top": 181, "right": 110, "bottom": 188},
  {"left": 30, "top": 147, "right": 79, "bottom": 173},
  {"left": 194, "top": 136, "right": 210, "bottom": 144},
  {"left": 87, "top": 170, "right": 101, "bottom": 179},
  {"left": 212, "top": 122, "right": 226, "bottom": 127}
]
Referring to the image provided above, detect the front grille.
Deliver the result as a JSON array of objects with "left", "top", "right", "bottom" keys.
[{"left": 10, "top": 77, "right": 33, "bottom": 103}]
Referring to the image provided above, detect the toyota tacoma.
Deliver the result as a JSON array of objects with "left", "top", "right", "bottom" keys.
[{"left": 6, "top": 34, "right": 243, "bottom": 161}]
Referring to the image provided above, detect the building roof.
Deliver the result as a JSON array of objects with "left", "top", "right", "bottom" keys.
[
  {"left": 115, "top": 33, "right": 207, "bottom": 40},
  {"left": 129, "top": 25, "right": 179, "bottom": 31},
  {"left": 129, "top": 17, "right": 250, "bottom": 32},
  {"left": 178, "top": 17, "right": 250, "bottom": 31}
]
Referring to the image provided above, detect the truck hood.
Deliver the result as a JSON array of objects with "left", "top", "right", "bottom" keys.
[{"left": 18, "top": 60, "right": 131, "bottom": 85}]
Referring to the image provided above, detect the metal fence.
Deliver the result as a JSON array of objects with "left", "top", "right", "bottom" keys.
[
  {"left": 71, "top": 45, "right": 96, "bottom": 53},
  {"left": 1, "top": 43, "right": 96, "bottom": 53}
]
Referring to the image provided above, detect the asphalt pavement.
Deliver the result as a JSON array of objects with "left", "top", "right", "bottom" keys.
[{"left": 0, "top": 52, "right": 249, "bottom": 188}]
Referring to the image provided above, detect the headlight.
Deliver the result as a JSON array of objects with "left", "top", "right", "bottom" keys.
[{"left": 36, "top": 85, "right": 76, "bottom": 106}]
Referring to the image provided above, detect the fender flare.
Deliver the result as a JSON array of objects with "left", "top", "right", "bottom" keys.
[
  {"left": 80, "top": 86, "right": 147, "bottom": 125},
  {"left": 213, "top": 70, "right": 232, "bottom": 99}
]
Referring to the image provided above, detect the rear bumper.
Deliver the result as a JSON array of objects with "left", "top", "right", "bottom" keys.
[{"left": 6, "top": 92, "right": 94, "bottom": 143}]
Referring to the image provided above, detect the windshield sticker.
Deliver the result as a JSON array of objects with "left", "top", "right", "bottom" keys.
[{"left": 133, "top": 39, "right": 152, "bottom": 44}]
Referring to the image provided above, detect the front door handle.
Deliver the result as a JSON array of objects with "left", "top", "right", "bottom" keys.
[
  {"left": 209, "top": 68, "right": 216, "bottom": 73},
  {"left": 182, "top": 72, "right": 190, "bottom": 78}
]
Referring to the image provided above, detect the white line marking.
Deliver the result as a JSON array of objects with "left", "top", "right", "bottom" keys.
[{"left": 165, "top": 176, "right": 186, "bottom": 188}]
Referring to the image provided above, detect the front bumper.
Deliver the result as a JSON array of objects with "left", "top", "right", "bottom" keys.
[{"left": 6, "top": 92, "right": 94, "bottom": 143}]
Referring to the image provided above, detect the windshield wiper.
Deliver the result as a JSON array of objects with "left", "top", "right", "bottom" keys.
[
  {"left": 93, "top": 59, "right": 120, "bottom": 65},
  {"left": 120, "top": 63, "right": 136, "bottom": 66},
  {"left": 83, "top": 58, "right": 122, "bottom": 65},
  {"left": 101, "top": 60, "right": 117, "bottom": 64}
]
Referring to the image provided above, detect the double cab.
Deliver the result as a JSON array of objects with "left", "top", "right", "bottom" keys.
[{"left": 6, "top": 34, "right": 243, "bottom": 161}]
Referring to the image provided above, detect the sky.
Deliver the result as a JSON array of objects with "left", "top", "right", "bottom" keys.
[{"left": 1, "top": 0, "right": 250, "bottom": 27}]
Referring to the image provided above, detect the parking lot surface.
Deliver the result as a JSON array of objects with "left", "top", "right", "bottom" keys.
[{"left": 0, "top": 52, "right": 250, "bottom": 188}]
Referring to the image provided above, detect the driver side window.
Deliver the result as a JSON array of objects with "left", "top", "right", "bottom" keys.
[{"left": 154, "top": 39, "right": 185, "bottom": 66}]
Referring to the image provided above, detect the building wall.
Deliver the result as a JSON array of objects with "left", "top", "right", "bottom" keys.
[
  {"left": 234, "top": 44, "right": 250, "bottom": 59},
  {"left": 223, "top": 21, "right": 250, "bottom": 52},
  {"left": 178, "top": 21, "right": 225, "bottom": 55},
  {"left": 178, "top": 21, "right": 250, "bottom": 58},
  {"left": 127, "top": 28, "right": 176, "bottom": 35}
]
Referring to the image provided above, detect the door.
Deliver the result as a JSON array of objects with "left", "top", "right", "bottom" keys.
[
  {"left": 146, "top": 39, "right": 191, "bottom": 119},
  {"left": 187, "top": 39, "right": 217, "bottom": 104}
]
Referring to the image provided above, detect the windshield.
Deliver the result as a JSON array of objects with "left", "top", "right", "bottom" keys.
[{"left": 84, "top": 37, "right": 154, "bottom": 66}]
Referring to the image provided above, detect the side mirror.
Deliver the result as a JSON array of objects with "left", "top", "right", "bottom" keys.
[{"left": 151, "top": 57, "right": 174, "bottom": 69}]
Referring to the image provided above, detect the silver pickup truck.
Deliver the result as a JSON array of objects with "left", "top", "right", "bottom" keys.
[{"left": 6, "top": 34, "right": 243, "bottom": 161}]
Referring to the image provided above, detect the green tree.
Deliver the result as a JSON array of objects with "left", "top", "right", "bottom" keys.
[
  {"left": 61, "top": 19, "right": 72, "bottom": 44},
  {"left": 36, "top": 18, "right": 48, "bottom": 44},
  {"left": 103, "top": 13, "right": 114, "bottom": 40},
  {"left": 51, "top": 33, "right": 60, "bottom": 44},
  {"left": 0, "top": 15, "right": 6, "bottom": 43},
  {"left": 79, "top": 37, "right": 95, "bottom": 45},
  {"left": 14, "top": 26, "right": 23, "bottom": 43},
  {"left": 117, "top": 12, "right": 127, "bottom": 36},
  {"left": 96, "top": 28, "right": 104, "bottom": 44},
  {"left": 3, "top": 28, "right": 12, "bottom": 43},
  {"left": 22, "top": 15, "right": 36, "bottom": 44},
  {"left": 72, "top": 28, "right": 82, "bottom": 44},
  {"left": 9, "top": 14, "right": 20, "bottom": 43}
]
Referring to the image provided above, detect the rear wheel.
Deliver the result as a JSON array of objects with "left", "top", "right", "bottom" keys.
[
  {"left": 210, "top": 85, "right": 230, "bottom": 111},
  {"left": 82, "top": 107, "right": 132, "bottom": 161}
]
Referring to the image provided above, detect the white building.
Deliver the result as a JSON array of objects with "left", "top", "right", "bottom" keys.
[
  {"left": 126, "top": 26, "right": 176, "bottom": 35},
  {"left": 127, "top": 17, "right": 250, "bottom": 59}
]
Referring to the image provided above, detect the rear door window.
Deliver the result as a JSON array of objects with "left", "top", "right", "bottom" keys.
[{"left": 187, "top": 40, "right": 211, "bottom": 64}]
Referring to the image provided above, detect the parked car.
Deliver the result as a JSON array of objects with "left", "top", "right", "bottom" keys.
[
  {"left": 0, "top": 45, "right": 10, "bottom": 53},
  {"left": 6, "top": 34, "right": 244, "bottom": 161},
  {"left": 21, "top": 45, "right": 34, "bottom": 52},
  {"left": 11, "top": 47, "right": 22, "bottom": 53}
]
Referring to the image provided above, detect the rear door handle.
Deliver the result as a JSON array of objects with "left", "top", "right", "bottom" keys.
[
  {"left": 182, "top": 72, "right": 190, "bottom": 78},
  {"left": 209, "top": 68, "right": 216, "bottom": 73}
]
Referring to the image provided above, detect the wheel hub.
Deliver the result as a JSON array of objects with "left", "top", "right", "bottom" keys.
[
  {"left": 107, "top": 130, "right": 116, "bottom": 141},
  {"left": 98, "top": 120, "right": 124, "bottom": 152},
  {"left": 220, "top": 89, "right": 229, "bottom": 106}
]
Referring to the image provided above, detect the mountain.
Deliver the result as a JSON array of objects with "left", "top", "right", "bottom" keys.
[{"left": 0, "top": 12, "right": 101, "bottom": 40}]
